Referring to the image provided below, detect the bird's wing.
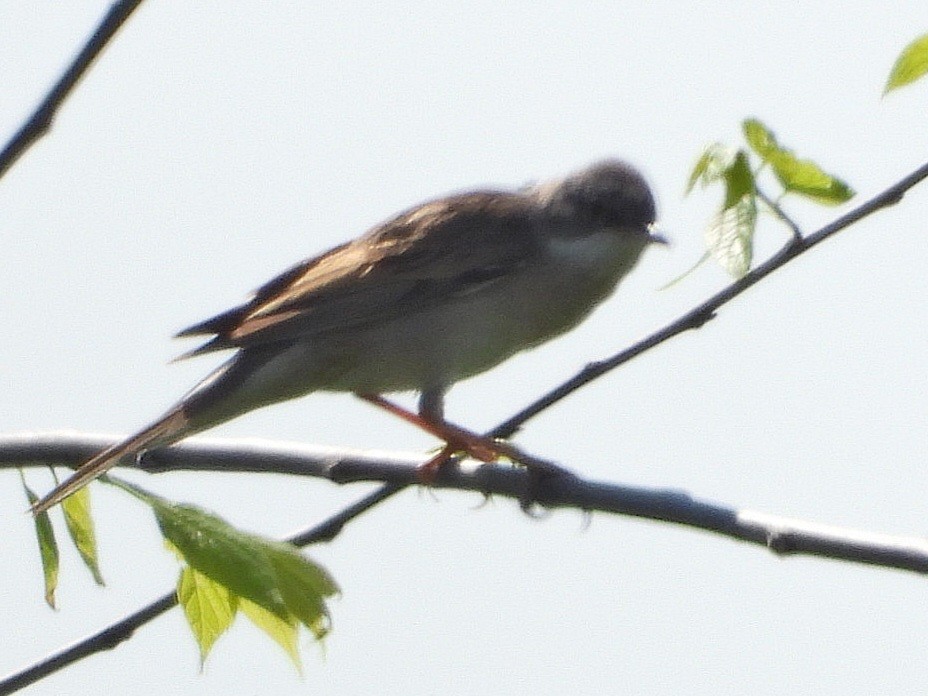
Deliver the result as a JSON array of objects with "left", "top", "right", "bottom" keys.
[{"left": 176, "top": 191, "right": 542, "bottom": 356}]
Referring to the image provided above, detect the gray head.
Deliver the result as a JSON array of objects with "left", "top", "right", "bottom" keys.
[{"left": 540, "top": 160, "right": 657, "bottom": 235}]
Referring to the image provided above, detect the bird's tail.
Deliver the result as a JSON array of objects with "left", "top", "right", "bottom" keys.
[{"left": 30, "top": 408, "right": 190, "bottom": 515}]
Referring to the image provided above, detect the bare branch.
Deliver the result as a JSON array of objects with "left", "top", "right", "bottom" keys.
[
  {"left": 0, "top": 594, "right": 175, "bottom": 696},
  {"left": 0, "top": 0, "right": 145, "bottom": 180},
  {"left": 6, "top": 432, "right": 928, "bottom": 575},
  {"left": 0, "top": 432, "right": 426, "bottom": 478}
]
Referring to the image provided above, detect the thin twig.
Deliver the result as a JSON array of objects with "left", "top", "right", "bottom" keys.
[
  {"left": 0, "top": 0, "right": 145, "bottom": 180},
  {"left": 756, "top": 188, "right": 803, "bottom": 240}
]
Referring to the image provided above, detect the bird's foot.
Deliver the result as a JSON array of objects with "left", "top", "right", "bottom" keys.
[{"left": 415, "top": 444, "right": 459, "bottom": 484}]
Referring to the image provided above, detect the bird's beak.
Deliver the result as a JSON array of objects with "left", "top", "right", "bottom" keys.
[{"left": 647, "top": 222, "right": 670, "bottom": 246}]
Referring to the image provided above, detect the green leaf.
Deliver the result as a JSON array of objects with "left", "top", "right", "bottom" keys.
[
  {"left": 686, "top": 147, "right": 757, "bottom": 278},
  {"left": 265, "top": 541, "right": 338, "bottom": 639},
  {"left": 241, "top": 598, "right": 303, "bottom": 673},
  {"left": 742, "top": 118, "right": 854, "bottom": 204},
  {"left": 152, "top": 499, "right": 291, "bottom": 620},
  {"left": 61, "top": 487, "right": 104, "bottom": 586},
  {"left": 686, "top": 143, "right": 737, "bottom": 194},
  {"left": 885, "top": 33, "right": 928, "bottom": 94},
  {"left": 705, "top": 193, "right": 757, "bottom": 278},
  {"left": 769, "top": 154, "right": 854, "bottom": 204},
  {"left": 177, "top": 566, "right": 238, "bottom": 664},
  {"left": 21, "top": 474, "right": 59, "bottom": 608},
  {"left": 742, "top": 118, "right": 777, "bottom": 159},
  {"left": 124, "top": 478, "right": 338, "bottom": 661},
  {"left": 149, "top": 494, "right": 338, "bottom": 651},
  {"left": 722, "top": 150, "right": 756, "bottom": 209}
]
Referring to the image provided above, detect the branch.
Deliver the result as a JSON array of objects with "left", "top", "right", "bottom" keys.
[
  {"left": 5, "top": 433, "right": 928, "bottom": 575},
  {"left": 0, "top": 0, "right": 145, "bottom": 180}
]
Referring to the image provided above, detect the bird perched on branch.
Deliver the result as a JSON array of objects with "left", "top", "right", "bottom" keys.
[{"left": 32, "top": 159, "right": 664, "bottom": 514}]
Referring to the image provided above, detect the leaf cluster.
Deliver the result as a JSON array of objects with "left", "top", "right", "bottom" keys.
[
  {"left": 25, "top": 474, "right": 337, "bottom": 669},
  {"left": 683, "top": 30, "right": 928, "bottom": 280},
  {"left": 687, "top": 119, "right": 854, "bottom": 278}
]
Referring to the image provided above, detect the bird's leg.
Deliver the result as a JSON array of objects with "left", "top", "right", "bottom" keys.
[
  {"left": 357, "top": 392, "right": 476, "bottom": 482},
  {"left": 358, "top": 393, "right": 498, "bottom": 462},
  {"left": 356, "top": 393, "right": 571, "bottom": 482},
  {"left": 417, "top": 388, "right": 445, "bottom": 423}
]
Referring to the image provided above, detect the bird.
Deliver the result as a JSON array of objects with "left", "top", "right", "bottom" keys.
[{"left": 31, "top": 159, "right": 664, "bottom": 514}]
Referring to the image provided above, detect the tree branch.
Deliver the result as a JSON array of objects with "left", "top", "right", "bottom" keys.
[
  {"left": 5, "top": 433, "right": 928, "bottom": 575},
  {"left": 0, "top": 0, "right": 145, "bottom": 180}
]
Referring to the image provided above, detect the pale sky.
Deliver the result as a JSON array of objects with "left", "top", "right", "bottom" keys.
[{"left": 3, "top": 3, "right": 928, "bottom": 694}]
